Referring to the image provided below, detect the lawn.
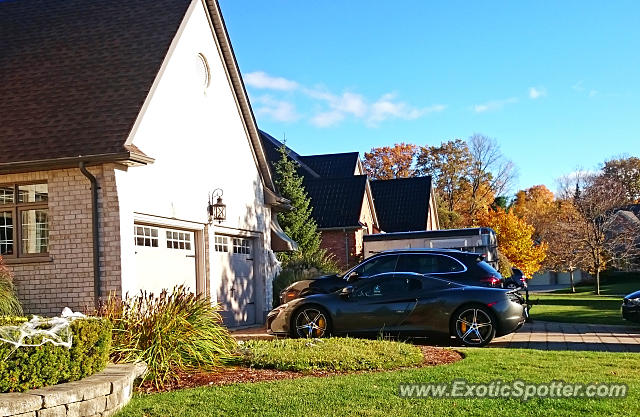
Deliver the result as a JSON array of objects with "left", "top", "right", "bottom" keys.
[
  {"left": 529, "top": 272, "right": 640, "bottom": 326},
  {"left": 117, "top": 348, "right": 640, "bottom": 417}
]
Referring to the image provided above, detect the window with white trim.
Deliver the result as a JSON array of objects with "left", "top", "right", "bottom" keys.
[
  {"left": 214, "top": 236, "right": 228, "bottom": 252},
  {"left": 232, "top": 238, "right": 251, "bottom": 255},
  {"left": 0, "top": 183, "right": 49, "bottom": 257},
  {"left": 166, "top": 230, "right": 191, "bottom": 250},
  {"left": 134, "top": 226, "right": 158, "bottom": 247}
]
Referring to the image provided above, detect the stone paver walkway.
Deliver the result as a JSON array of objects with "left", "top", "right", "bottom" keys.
[
  {"left": 491, "top": 321, "right": 640, "bottom": 352},
  {"left": 232, "top": 321, "right": 640, "bottom": 352}
]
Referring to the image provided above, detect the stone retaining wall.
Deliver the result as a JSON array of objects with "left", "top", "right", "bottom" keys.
[{"left": 0, "top": 363, "right": 146, "bottom": 417}]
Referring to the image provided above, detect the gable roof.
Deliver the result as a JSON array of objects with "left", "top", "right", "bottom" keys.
[
  {"left": 299, "top": 153, "right": 360, "bottom": 178},
  {"left": 0, "top": 0, "right": 276, "bottom": 190},
  {"left": 370, "top": 176, "right": 433, "bottom": 232},
  {"left": 0, "top": 0, "right": 192, "bottom": 169},
  {"left": 304, "top": 176, "right": 368, "bottom": 229},
  {"left": 258, "top": 130, "right": 319, "bottom": 179}
]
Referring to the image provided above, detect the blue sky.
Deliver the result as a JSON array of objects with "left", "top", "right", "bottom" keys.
[{"left": 219, "top": 0, "right": 640, "bottom": 194}]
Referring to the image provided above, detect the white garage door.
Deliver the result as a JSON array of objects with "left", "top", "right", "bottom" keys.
[
  {"left": 214, "top": 235, "right": 255, "bottom": 328},
  {"left": 133, "top": 224, "right": 197, "bottom": 296}
]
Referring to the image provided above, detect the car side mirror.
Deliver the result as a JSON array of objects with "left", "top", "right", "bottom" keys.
[{"left": 340, "top": 286, "right": 354, "bottom": 298}]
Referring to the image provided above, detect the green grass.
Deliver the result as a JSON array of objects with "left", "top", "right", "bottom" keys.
[
  {"left": 117, "top": 348, "right": 640, "bottom": 417},
  {"left": 239, "top": 338, "right": 423, "bottom": 372},
  {"left": 529, "top": 272, "right": 640, "bottom": 326}
]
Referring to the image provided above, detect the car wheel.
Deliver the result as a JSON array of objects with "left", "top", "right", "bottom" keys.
[
  {"left": 451, "top": 305, "right": 497, "bottom": 347},
  {"left": 291, "top": 306, "right": 331, "bottom": 338}
]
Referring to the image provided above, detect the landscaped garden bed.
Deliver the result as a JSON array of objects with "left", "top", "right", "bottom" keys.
[{"left": 137, "top": 339, "right": 462, "bottom": 393}]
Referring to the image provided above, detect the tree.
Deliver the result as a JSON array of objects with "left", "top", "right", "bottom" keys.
[
  {"left": 477, "top": 208, "right": 547, "bottom": 277},
  {"left": 416, "top": 139, "right": 472, "bottom": 214},
  {"left": 363, "top": 143, "right": 417, "bottom": 180},
  {"left": 602, "top": 156, "right": 640, "bottom": 203},
  {"left": 568, "top": 174, "right": 640, "bottom": 295},
  {"left": 467, "top": 134, "right": 516, "bottom": 219},
  {"left": 273, "top": 146, "right": 328, "bottom": 268},
  {"left": 542, "top": 200, "right": 583, "bottom": 293},
  {"left": 511, "top": 184, "right": 556, "bottom": 241}
]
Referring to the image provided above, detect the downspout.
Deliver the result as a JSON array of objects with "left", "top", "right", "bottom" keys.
[
  {"left": 79, "top": 162, "right": 101, "bottom": 308},
  {"left": 344, "top": 228, "right": 349, "bottom": 268}
]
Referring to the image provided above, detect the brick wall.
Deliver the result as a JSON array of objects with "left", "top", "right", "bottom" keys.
[
  {"left": 0, "top": 164, "right": 122, "bottom": 316},
  {"left": 319, "top": 230, "right": 359, "bottom": 271}
]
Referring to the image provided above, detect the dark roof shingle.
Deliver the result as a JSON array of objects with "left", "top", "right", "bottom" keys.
[
  {"left": 370, "top": 176, "right": 432, "bottom": 232},
  {"left": 0, "top": 0, "right": 192, "bottom": 165},
  {"left": 304, "top": 176, "right": 368, "bottom": 229},
  {"left": 299, "top": 153, "right": 359, "bottom": 178}
]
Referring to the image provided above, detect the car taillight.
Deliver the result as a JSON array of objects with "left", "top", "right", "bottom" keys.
[{"left": 480, "top": 276, "right": 501, "bottom": 287}]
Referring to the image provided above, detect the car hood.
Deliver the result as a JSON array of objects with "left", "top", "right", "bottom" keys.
[{"left": 625, "top": 290, "right": 640, "bottom": 300}]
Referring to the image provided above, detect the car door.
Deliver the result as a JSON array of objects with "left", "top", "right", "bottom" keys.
[
  {"left": 396, "top": 275, "right": 453, "bottom": 333},
  {"left": 336, "top": 273, "right": 418, "bottom": 334}
]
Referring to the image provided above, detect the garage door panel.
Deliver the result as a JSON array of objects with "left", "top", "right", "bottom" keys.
[
  {"left": 214, "top": 235, "right": 255, "bottom": 327},
  {"left": 134, "top": 225, "right": 197, "bottom": 297}
]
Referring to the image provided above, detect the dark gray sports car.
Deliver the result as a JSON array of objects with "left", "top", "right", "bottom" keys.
[{"left": 267, "top": 272, "right": 526, "bottom": 347}]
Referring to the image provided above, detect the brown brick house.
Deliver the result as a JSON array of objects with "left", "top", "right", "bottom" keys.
[
  {"left": 260, "top": 131, "right": 439, "bottom": 270},
  {"left": 0, "top": 0, "right": 295, "bottom": 325}
]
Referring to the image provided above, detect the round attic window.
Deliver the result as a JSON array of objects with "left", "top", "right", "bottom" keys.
[{"left": 196, "top": 53, "right": 211, "bottom": 89}]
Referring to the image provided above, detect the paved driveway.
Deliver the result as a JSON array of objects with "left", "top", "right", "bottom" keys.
[
  {"left": 491, "top": 321, "right": 640, "bottom": 352},
  {"left": 232, "top": 321, "right": 640, "bottom": 352}
]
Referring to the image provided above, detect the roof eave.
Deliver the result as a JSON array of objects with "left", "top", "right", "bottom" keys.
[{"left": 0, "top": 151, "right": 154, "bottom": 175}]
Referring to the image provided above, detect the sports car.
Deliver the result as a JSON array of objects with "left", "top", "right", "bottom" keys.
[{"left": 267, "top": 272, "right": 526, "bottom": 347}]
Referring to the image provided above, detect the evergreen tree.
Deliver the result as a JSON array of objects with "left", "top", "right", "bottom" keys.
[{"left": 273, "top": 145, "right": 330, "bottom": 268}]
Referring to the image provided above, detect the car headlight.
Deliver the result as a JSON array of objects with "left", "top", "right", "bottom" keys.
[{"left": 625, "top": 298, "right": 640, "bottom": 307}]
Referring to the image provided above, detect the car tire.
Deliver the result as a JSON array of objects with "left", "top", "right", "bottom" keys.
[
  {"left": 450, "top": 304, "right": 497, "bottom": 347},
  {"left": 290, "top": 305, "right": 331, "bottom": 339}
]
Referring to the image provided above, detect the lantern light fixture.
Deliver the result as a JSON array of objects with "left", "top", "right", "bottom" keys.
[{"left": 208, "top": 188, "right": 226, "bottom": 224}]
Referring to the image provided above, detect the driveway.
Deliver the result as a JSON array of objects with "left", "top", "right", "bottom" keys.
[
  {"left": 491, "top": 321, "right": 640, "bottom": 352},
  {"left": 231, "top": 321, "right": 640, "bottom": 352}
]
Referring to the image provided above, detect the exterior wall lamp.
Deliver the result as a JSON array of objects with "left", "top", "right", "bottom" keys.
[{"left": 208, "top": 188, "right": 226, "bottom": 224}]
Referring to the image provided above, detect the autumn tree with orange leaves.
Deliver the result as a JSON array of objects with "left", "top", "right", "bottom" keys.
[
  {"left": 477, "top": 208, "right": 547, "bottom": 277},
  {"left": 363, "top": 143, "right": 417, "bottom": 180}
]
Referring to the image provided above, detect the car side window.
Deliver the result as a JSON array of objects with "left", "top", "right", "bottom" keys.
[
  {"left": 437, "top": 256, "right": 465, "bottom": 273},
  {"left": 353, "top": 255, "right": 398, "bottom": 277},
  {"left": 396, "top": 254, "right": 439, "bottom": 273},
  {"left": 355, "top": 276, "right": 421, "bottom": 298}
]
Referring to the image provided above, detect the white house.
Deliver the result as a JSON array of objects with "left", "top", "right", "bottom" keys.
[{"left": 0, "top": 0, "right": 295, "bottom": 326}]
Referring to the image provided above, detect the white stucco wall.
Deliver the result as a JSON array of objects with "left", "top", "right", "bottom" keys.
[{"left": 116, "top": 0, "right": 273, "bottom": 315}]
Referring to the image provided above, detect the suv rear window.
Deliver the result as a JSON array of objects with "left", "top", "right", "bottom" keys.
[{"left": 476, "top": 260, "right": 502, "bottom": 277}]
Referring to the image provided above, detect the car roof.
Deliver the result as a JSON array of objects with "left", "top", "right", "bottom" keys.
[{"left": 374, "top": 248, "right": 482, "bottom": 257}]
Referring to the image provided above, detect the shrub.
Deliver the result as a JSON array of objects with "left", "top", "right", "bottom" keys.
[
  {"left": 0, "top": 317, "right": 112, "bottom": 392},
  {"left": 240, "top": 337, "right": 423, "bottom": 372},
  {"left": 101, "top": 286, "right": 238, "bottom": 388},
  {"left": 0, "top": 255, "right": 22, "bottom": 316}
]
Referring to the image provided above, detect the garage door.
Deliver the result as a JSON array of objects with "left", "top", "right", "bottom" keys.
[
  {"left": 134, "top": 224, "right": 197, "bottom": 296},
  {"left": 214, "top": 235, "right": 255, "bottom": 327}
]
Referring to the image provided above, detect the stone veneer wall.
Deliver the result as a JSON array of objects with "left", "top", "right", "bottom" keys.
[
  {"left": 0, "top": 363, "right": 146, "bottom": 417},
  {"left": 0, "top": 164, "right": 123, "bottom": 316}
]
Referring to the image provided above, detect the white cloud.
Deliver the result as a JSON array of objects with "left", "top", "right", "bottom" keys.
[
  {"left": 589, "top": 89, "right": 598, "bottom": 97},
  {"left": 473, "top": 97, "right": 518, "bottom": 113},
  {"left": 572, "top": 81, "right": 584, "bottom": 92},
  {"left": 245, "top": 71, "right": 444, "bottom": 128},
  {"left": 254, "top": 95, "right": 299, "bottom": 122},
  {"left": 244, "top": 71, "right": 299, "bottom": 91},
  {"left": 529, "top": 87, "right": 546, "bottom": 99},
  {"left": 310, "top": 110, "right": 345, "bottom": 127}
]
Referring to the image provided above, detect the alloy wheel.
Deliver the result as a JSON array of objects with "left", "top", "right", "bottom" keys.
[
  {"left": 294, "top": 308, "right": 328, "bottom": 338},
  {"left": 455, "top": 307, "right": 494, "bottom": 346}
]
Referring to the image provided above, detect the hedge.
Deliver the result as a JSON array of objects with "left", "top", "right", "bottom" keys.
[{"left": 0, "top": 316, "right": 112, "bottom": 393}]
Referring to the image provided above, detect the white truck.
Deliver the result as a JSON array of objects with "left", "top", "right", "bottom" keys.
[{"left": 362, "top": 227, "right": 499, "bottom": 268}]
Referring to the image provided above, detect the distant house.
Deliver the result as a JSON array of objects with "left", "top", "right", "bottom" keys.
[
  {"left": 0, "top": 0, "right": 295, "bottom": 327},
  {"left": 260, "top": 131, "right": 439, "bottom": 268}
]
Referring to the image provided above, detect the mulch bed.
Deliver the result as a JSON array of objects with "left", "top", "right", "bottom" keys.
[{"left": 138, "top": 346, "right": 463, "bottom": 393}]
